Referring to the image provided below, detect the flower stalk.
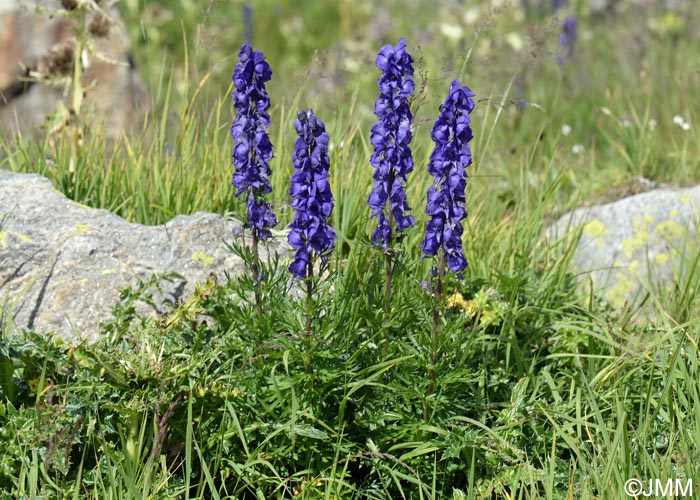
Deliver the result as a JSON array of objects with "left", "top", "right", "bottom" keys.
[
  {"left": 368, "top": 38, "right": 415, "bottom": 354},
  {"left": 230, "top": 44, "right": 277, "bottom": 318},
  {"left": 304, "top": 264, "right": 314, "bottom": 375},
  {"left": 424, "top": 251, "right": 446, "bottom": 423},
  {"left": 557, "top": 16, "right": 578, "bottom": 67},
  {"left": 288, "top": 109, "right": 336, "bottom": 374},
  {"left": 421, "top": 80, "right": 475, "bottom": 422},
  {"left": 250, "top": 227, "right": 263, "bottom": 319}
]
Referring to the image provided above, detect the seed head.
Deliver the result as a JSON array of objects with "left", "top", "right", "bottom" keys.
[
  {"left": 37, "top": 41, "right": 75, "bottom": 77},
  {"left": 88, "top": 13, "right": 111, "bottom": 37}
]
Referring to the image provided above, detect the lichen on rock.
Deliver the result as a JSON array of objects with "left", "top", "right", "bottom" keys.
[{"left": 548, "top": 186, "right": 700, "bottom": 316}]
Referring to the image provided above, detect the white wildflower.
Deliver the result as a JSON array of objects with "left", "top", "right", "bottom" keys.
[
  {"left": 440, "top": 23, "right": 464, "bottom": 42},
  {"left": 463, "top": 7, "right": 480, "bottom": 25},
  {"left": 505, "top": 32, "right": 524, "bottom": 51},
  {"left": 561, "top": 124, "right": 571, "bottom": 136},
  {"left": 673, "top": 114, "right": 690, "bottom": 130},
  {"left": 572, "top": 144, "right": 585, "bottom": 154}
]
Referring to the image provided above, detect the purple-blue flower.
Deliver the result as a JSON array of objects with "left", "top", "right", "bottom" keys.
[
  {"left": 421, "top": 80, "right": 475, "bottom": 274},
  {"left": 288, "top": 109, "right": 337, "bottom": 279},
  {"left": 231, "top": 44, "right": 277, "bottom": 240},
  {"left": 368, "top": 37, "right": 415, "bottom": 248},
  {"left": 558, "top": 16, "right": 578, "bottom": 65}
]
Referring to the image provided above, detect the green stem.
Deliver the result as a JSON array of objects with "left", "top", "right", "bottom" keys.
[
  {"left": 385, "top": 170, "right": 395, "bottom": 310},
  {"left": 304, "top": 261, "right": 314, "bottom": 374},
  {"left": 251, "top": 226, "right": 263, "bottom": 320},
  {"left": 382, "top": 170, "right": 395, "bottom": 360},
  {"left": 384, "top": 244, "right": 393, "bottom": 313},
  {"left": 424, "top": 248, "right": 445, "bottom": 423}
]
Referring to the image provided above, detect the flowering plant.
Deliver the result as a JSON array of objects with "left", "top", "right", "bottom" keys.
[
  {"left": 230, "top": 43, "right": 277, "bottom": 317},
  {"left": 368, "top": 37, "right": 415, "bottom": 248},
  {"left": 558, "top": 16, "right": 578, "bottom": 65},
  {"left": 231, "top": 44, "right": 277, "bottom": 240},
  {"left": 422, "top": 80, "right": 475, "bottom": 274},
  {"left": 288, "top": 109, "right": 336, "bottom": 280}
]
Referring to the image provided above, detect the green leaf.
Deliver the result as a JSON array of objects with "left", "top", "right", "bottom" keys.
[
  {"left": 0, "top": 354, "right": 16, "bottom": 402},
  {"left": 291, "top": 424, "right": 329, "bottom": 440}
]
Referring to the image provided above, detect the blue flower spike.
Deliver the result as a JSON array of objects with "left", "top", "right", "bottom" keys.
[
  {"left": 368, "top": 37, "right": 416, "bottom": 248},
  {"left": 422, "top": 80, "right": 475, "bottom": 275},
  {"left": 231, "top": 44, "right": 277, "bottom": 240},
  {"left": 288, "top": 109, "right": 337, "bottom": 279}
]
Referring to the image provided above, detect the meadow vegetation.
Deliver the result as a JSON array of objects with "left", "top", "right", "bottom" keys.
[{"left": 1, "top": 0, "right": 700, "bottom": 498}]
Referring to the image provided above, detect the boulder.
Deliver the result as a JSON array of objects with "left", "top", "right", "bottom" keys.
[
  {"left": 0, "top": 0, "right": 148, "bottom": 140},
  {"left": 0, "top": 169, "right": 290, "bottom": 342},
  {"left": 548, "top": 186, "right": 700, "bottom": 313}
]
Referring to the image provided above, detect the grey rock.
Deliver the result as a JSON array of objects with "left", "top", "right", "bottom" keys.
[
  {"left": 0, "top": 169, "right": 290, "bottom": 342},
  {"left": 0, "top": 0, "right": 148, "bottom": 140},
  {"left": 549, "top": 186, "right": 700, "bottom": 312}
]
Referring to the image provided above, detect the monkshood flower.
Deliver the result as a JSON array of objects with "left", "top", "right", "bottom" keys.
[
  {"left": 421, "top": 80, "right": 475, "bottom": 274},
  {"left": 288, "top": 109, "right": 337, "bottom": 279},
  {"left": 368, "top": 38, "right": 415, "bottom": 247},
  {"left": 231, "top": 43, "right": 276, "bottom": 240},
  {"left": 558, "top": 16, "right": 578, "bottom": 65}
]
